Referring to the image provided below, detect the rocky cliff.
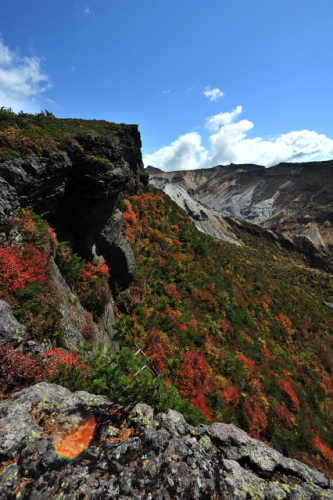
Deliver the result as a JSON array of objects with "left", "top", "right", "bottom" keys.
[
  {"left": 0, "top": 114, "right": 143, "bottom": 349},
  {"left": 1, "top": 382, "right": 332, "bottom": 500}
]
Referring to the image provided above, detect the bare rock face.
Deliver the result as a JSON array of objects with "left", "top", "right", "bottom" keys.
[
  {"left": 0, "top": 383, "right": 332, "bottom": 499},
  {"left": 0, "top": 300, "right": 28, "bottom": 349},
  {"left": 0, "top": 177, "right": 20, "bottom": 229},
  {"left": 97, "top": 209, "right": 137, "bottom": 289}
]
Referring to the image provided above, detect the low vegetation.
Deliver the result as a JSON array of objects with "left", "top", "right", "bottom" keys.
[{"left": 0, "top": 107, "right": 122, "bottom": 161}]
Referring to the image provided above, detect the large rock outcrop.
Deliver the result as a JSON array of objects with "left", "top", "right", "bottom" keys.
[
  {"left": 0, "top": 126, "right": 143, "bottom": 289},
  {"left": 0, "top": 300, "right": 28, "bottom": 349},
  {"left": 0, "top": 383, "right": 332, "bottom": 499},
  {"left": 0, "top": 125, "right": 143, "bottom": 348}
]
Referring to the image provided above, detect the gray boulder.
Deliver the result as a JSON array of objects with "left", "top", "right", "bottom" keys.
[
  {"left": 0, "top": 299, "right": 28, "bottom": 348},
  {"left": 0, "top": 383, "right": 332, "bottom": 499}
]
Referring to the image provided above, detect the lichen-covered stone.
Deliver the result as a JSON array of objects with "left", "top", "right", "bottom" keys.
[
  {"left": 0, "top": 177, "right": 20, "bottom": 228},
  {"left": 0, "top": 299, "right": 28, "bottom": 348},
  {"left": 0, "top": 383, "right": 332, "bottom": 499}
]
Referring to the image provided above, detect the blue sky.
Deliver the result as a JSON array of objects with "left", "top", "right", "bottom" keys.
[{"left": 1, "top": 0, "right": 333, "bottom": 170}]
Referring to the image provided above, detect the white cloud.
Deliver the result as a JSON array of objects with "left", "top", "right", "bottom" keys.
[
  {"left": 161, "top": 89, "right": 170, "bottom": 94},
  {"left": 84, "top": 6, "right": 90, "bottom": 14},
  {"left": 0, "top": 37, "right": 52, "bottom": 113},
  {"left": 144, "top": 106, "right": 333, "bottom": 171},
  {"left": 144, "top": 132, "right": 209, "bottom": 171},
  {"left": 205, "top": 106, "right": 243, "bottom": 131},
  {"left": 204, "top": 86, "right": 224, "bottom": 102}
]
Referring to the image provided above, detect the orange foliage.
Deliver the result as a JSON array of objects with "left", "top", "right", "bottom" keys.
[
  {"left": 313, "top": 435, "right": 333, "bottom": 464},
  {"left": 195, "top": 289, "right": 219, "bottom": 311},
  {"left": 55, "top": 415, "right": 97, "bottom": 459},
  {"left": 165, "top": 283, "right": 182, "bottom": 300},
  {"left": 218, "top": 319, "right": 233, "bottom": 335},
  {"left": 245, "top": 378, "right": 269, "bottom": 438},
  {"left": 278, "top": 378, "right": 301, "bottom": 412},
  {"left": 123, "top": 199, "right": 140, "bottom": 243},
  {"left": 237, "top": 353, "right": 256, "bottom": 374},
  {"left": 222, "top": 384, "right": 241, "bottom": 407},
  {"left": 276, "top": 313, "right": 297, "bottom": 335}
]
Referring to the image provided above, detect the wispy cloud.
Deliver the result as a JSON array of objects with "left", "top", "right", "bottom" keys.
[
  {"left": 204, "top": 86, "right": 224, "bottom": 102},
  {"left": 144, "top": 106, "right": 333, "bottom": 171},
  {"left": 0, "top": 36, "right": 52, "bottom": 112},
  {"left": 84, "top": 6, "right": 90, "bottom": 14},
  {"left": 154, "top": 89, "right": 171, "bottom": 99}
]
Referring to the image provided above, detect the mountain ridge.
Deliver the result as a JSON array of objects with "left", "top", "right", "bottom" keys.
[{"left": 148, "top": 160, "right": 333, "bottom": 272}]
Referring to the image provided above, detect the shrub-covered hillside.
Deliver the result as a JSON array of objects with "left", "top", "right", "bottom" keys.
[
  {"left": 115, "top": 186, "right": 333, "bottom": 476},
  {"left": 0, "top": 106, "right": 124, "bottom": 162}
]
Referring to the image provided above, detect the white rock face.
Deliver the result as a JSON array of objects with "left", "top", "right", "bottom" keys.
[
  {"left": 200, "top": 184, "right": 277, "bottom": 225},
  {"left": 150, "top": 178, "right": 242, "bottom": 245}
]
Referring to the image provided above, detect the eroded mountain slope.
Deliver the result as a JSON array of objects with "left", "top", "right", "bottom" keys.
[{"left": 148, "top": 161, "right": 333, "bottom": 256}]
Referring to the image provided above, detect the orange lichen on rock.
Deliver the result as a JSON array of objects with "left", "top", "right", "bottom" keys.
[{"left": 55, "top": 415, "right": 97, "bottom": 460}]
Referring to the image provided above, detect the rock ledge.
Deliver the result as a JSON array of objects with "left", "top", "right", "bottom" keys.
[{"left": 0, "top": 383, "right": 332, "bottom": 499}]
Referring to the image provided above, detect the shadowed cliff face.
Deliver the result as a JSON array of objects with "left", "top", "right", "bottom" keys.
[
  {"left": 148, "top": 160, "right": 333, "bottom": 272},
  {"left": 0, "top": 126, "right": 143, "bottom": 289}
]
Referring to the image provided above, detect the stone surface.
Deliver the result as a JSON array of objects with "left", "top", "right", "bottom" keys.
[
  {"left": 0, "top": 383, "right": 332, "bottom": 499},
  {"left": 0, "top": 300, "right": 28, "bottom": 348},
  {"left": 97, "top": 209, "right": 137, "bottom": 289},
  {"left": 49, "top": 260, "right": 89, "bottom": 350},
  {"left": 0, "top": 177, "right": 20, "bottom": 229}
]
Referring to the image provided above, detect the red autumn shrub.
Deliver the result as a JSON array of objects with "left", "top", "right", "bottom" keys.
[
  {"left": 46, "top": 348, "right": 90, "bottom": 377},
  {"left": 237, "top": 353, "right": 256, "bottom": 374},
  {"left": 80, "top": 259, "right": 110, "bottom": 281},
  {"left": 0, "top": 242, "right": 49, "bottom": 293},
  {"left": 313, "top": 435, "right": 333, "bottom": 464},
  {"left": 177, "top": 350, "right": 217, "bottom": 420},
  {"left": 276, "top": 404, "right": 292, "bottom": 428},
  {"left": 0, "top": 345, "right": 45, "bottom": 399},
  {"left": 278, "top": 378, "right": 301, "bottom": 412},
  {"left": 222, "top": 384, "right": 241, "bottom": 407},
  {"left": 191, "top": 393, "right": 214, "bottom": 421}
]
